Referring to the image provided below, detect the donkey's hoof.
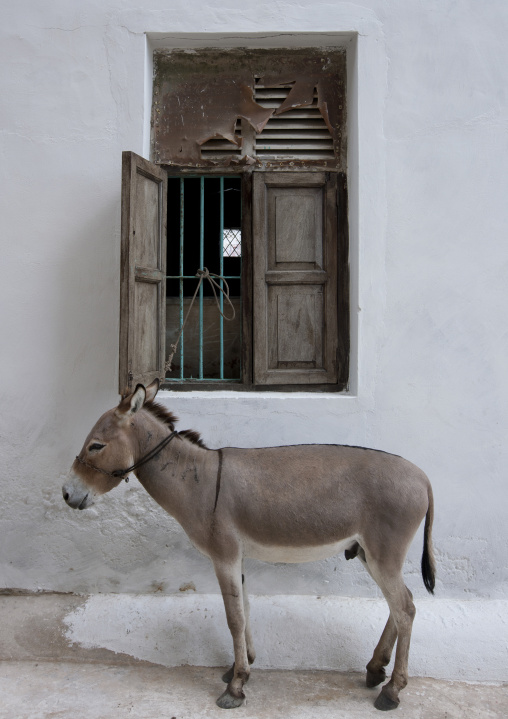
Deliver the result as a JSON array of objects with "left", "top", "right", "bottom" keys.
[
  {"left": 222, "top": 664, "right": 235, "bottom": 683},
  {"left": 366, "top": 669, "right": 386, "bottom": 688},
  {"left": 374, "top": 688, "right": 400, "bottom": 711},
  {"left": 216, "top": 689, "right": 245, "bottom": 709}
]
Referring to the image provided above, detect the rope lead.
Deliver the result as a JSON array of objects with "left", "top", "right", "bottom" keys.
[{"left": 165, "top": 268, "right": 236, "bottom": 375}]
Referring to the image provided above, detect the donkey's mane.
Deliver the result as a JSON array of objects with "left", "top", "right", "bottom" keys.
[
  {"left": 144, "top": 400, "right": 208, "bottom": 448},
  {"left": 144, "top": 400, "right": 178, "bottom": 430},
  {"left": 179, "top": 429, "right": 208, "bottom": 449}
]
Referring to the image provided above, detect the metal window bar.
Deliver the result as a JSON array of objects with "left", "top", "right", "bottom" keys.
[
  {"left": 179, "top": 178, "right": 184, "bottom": 380},
  {"left": 220, "top": 176, "right": 224, "bottom": 379},
  {"left": 199, "top": 176, "right": 204, "bottom": 379},
  {"left": 167, "top": 175, "right": 242, "bottom": 382}
]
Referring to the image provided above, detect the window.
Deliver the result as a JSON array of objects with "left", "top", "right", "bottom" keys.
[{"left": 119, "top": 49, "right": 349, "bottom": 394}]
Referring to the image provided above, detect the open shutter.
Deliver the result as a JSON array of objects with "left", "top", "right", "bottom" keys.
[
  {"left": 253, "top": 172, "right": 338, "bottom": 385},
  {"left": 119, "top": 152, "right": 167, "bottom": 395}
]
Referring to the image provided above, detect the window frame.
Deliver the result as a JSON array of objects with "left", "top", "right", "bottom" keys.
[{"left": 119, "top": 47, "right": 350, "bottom": 395}]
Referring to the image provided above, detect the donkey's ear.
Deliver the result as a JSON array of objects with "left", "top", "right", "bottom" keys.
[
  {"left": 116, "top": 384, "right": 146, "bottom": 420},
  {"left": 129, "top": 384, "right": 146, "bottom": 414},
  {"left": 145, "top": 378, "right": 160, "bottom": 403}
]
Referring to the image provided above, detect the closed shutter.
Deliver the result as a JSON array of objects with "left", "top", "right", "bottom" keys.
[
  {"left": 119, "top": 152, "right": 167, "bottom": 395},
  {"left": 253, "top": 172, "right": 338, "bottom": 385}
]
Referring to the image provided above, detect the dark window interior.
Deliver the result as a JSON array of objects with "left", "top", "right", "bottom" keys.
[
  {"left": 165, "top": 176, "right": 243, "bottom": 381},
  {"left": 166, "top": 177, "right": 241, "bottom": 297}
]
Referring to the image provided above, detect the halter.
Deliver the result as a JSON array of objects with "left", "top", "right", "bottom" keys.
[{"left": 75, "top": 430, "right": 178, "bottom": 481}]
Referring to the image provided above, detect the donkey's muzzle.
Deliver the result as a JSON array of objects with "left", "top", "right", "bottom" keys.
[{"left": 62, "top": 482, "right": 92, "bottom": 510}]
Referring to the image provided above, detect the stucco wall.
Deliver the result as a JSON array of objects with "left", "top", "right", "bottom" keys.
[{"left": 1, "top": 0, "right": 508, "bottom": 615}]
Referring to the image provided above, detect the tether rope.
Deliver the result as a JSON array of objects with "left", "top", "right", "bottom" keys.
[{"left": 165, "top": 267, "right": 236, "bottom": 375}]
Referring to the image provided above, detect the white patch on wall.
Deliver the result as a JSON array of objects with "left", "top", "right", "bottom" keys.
[{"left": 64, "top": 594, "right": 508, "bottom": 682}]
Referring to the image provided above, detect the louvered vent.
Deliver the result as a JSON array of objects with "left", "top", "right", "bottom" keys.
[
  {"left": 200, "top": 119, "right": 242, "bottom": 160},
  {"left": 199, "top": 85, "right": 335, "bottom": 162},
  {"left": 254, "top": 83, "right": 335, "bottom": 161}
]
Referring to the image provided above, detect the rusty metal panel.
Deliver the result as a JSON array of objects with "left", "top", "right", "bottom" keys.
[{"left": 152, "top": 49, "right": 346, "bottom": 170}]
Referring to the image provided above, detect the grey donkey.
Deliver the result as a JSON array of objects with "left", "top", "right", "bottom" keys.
[{"left": 63, "top": 379, "right": 436, "bottom": 711}]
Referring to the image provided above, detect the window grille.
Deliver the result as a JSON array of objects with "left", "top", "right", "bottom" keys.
[{"left": 166, "top": 176, "right": 242, "bottom": 382}]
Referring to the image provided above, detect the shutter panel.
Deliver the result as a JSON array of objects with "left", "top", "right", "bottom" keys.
[
  {"left": 119, "top": 152, "right": 167, "bottom": 395},
  {"left": 253, "top": 172, "right": 338, "bottom": 385}
]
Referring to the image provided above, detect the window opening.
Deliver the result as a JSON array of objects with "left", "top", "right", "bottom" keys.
[{"left": 166, "top": 176, "right": 242, "bottom": 382}]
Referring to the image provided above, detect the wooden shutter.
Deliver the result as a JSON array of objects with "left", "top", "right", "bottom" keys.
[
  {"left": 253, "top": 172, "right": 338, "bottom": 386},
  {"left": 119, "top": 152, "right": 167, "bottom": 396}
]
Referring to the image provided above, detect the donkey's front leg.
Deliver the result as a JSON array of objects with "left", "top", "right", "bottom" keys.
[
  {"left": 214, "top": 559, "right": 250, "bottom": 709},
  {"left": 222, "top": 566, "right": 256, "bottom": 684}
]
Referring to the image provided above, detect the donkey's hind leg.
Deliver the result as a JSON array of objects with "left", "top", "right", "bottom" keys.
[
  {"left": 358, "top": 551, "right": 398, "bottom": 689},
  {"left": 366, "top": 614, "right": 397, "bottom": 688},
  {"left": 222, "top": 566, "right": 256, "bottom": 683},
  {"left": 366, "top": 556, "right": 416, "bottom": 711}
]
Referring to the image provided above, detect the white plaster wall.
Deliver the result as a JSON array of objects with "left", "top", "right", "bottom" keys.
[{"left": 1, "top": 0, "right": 508, "bottom": 627}]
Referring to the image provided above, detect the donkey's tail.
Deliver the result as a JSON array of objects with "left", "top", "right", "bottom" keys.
[{"left": 421, "top": 483, "right": 436, "bottom": 594}]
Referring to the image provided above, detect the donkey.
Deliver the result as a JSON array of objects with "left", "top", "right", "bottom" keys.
[{"left": 63, "top": 379, "right": 435, "bottom": 711}]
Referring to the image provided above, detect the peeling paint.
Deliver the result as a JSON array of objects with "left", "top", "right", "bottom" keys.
[{"left": 152, "top": 48, "right": 346, "bottom": 168}]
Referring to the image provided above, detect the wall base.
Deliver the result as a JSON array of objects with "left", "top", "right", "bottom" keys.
[{"left": 2, "top": 593, "right": 506, "bottom": 683}]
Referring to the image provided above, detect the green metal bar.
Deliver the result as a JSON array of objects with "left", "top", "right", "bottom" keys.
[
  {"left": 179, "top": 178, "right": 184, "bottom": 380},
  {"left": 167, "top": 275, "right": 240, "bottom": 279},
  {"left": 167, "top": 174, "right": 241, "bottom": 180},
  {"left": 199, "top": 177, "right": 204, "bottom": 379},
  {"left": 219, "top": 177, "right": 224, "bottom": 380},
  {"left": 169, "top": 378, "right": 240, "bottom": 383},
  {"left": 239, "top": 179, "right": 243, "bottom": 380}
]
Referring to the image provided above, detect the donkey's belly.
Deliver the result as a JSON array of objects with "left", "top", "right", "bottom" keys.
[{"left": 242, "top": 535, "right": 360, "bottom": 564}]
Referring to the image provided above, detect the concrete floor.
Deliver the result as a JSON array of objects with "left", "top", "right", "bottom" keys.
[
  {"left": 1, "top": 661, "right": 507, "bottom": 719},
  {"left": 1, "top": 594, "right": 506, "bottom": 718}
]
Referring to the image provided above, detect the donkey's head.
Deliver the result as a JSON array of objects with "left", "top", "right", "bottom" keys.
[{"left": 62, "top": 379, "right": 160, "bottom": 510}]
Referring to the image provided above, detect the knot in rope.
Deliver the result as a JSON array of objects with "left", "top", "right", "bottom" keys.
[{"left": 165, "top": 267, "right": 236, "bottom": 375}]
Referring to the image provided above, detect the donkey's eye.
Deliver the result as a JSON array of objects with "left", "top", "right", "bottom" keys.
[{"left": 89, "top": 443, "right": 105, "bottom": 452}]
